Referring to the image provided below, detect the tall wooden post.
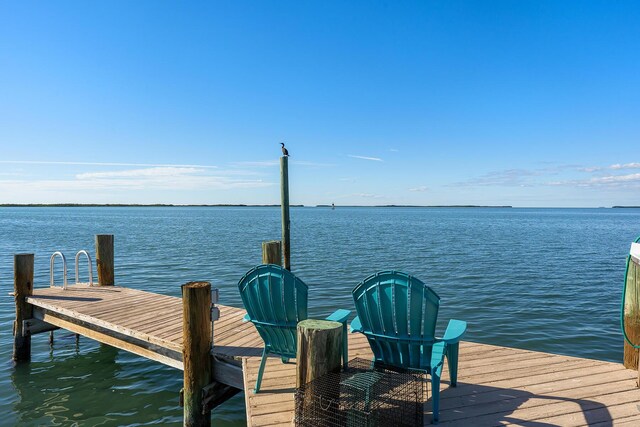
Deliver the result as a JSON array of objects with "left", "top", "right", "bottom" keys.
[
  {"left": 182, "top": 281, "right": 212, "bottom": 427},
  {"left": 95, "top": 234, "right": 114, "bottom": 286},
  {"left": 624, "top": 253, "right": 640, "bottom": 370},
  {"left": 13, "top": 254, "right": 34, "bottom": 362},
  {"left": 262, "top": 240, "right": 282, "bottom": 265},
  {"left": 280, "top": 156, "right": 291, "bottom": 271}
]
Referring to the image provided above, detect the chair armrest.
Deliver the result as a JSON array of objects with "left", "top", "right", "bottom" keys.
[
  {"left": 325, "top": 309, "right": 350, "bottom": 324},
  {"left": 350, "top": 316, "right": 362, "bottom": 333},
  {"left": 243, "top": 313, "right": 251, "bottom": 322},
  {"left": 442, "top": 319, "right": 467, "bottom": 344}
]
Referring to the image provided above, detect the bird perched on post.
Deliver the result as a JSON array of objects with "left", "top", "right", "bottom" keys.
[{"left": 280, "top": 143, "right": 289, "bottom": 157}]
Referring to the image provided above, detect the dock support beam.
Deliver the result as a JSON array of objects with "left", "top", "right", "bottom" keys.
[
  {"left": 95, "top": 234, "right": 114, "bottom": 286},
  {"left": 280, "top": 156, "right": 291, "bottom": 271},
  {"left": 182, "top": 281, "right": 212, "bottom": 427},
  {"left": 13, "top": 254, "right": 34, "bottom": 362},
  {"left": 262, "top": 240, "right": 282, "bottom": 265}
]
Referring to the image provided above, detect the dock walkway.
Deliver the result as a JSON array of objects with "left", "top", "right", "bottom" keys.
[{"left": 25, "top": 285, "right": 640, "bottom": 426}]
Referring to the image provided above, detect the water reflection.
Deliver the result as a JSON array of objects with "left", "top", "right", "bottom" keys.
[{"left": 11, "top": 338, "right": 182, "bottom": 426}]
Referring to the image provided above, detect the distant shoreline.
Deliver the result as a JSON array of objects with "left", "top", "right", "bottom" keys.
[
  {"left": 317, "top": 204, "right": 513, "bottom": 208},
  {"left": 0, "top": 204, "right": 637, "bottom": 208},
  {"left": 0, "top": 203, "right": 298, "bottom": 207},
  {"left": 2, "top": 203, "right": 512, "bottom": 208}
]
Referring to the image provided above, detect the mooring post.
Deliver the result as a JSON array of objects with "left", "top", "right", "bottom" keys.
[
  {"left": 182, "top": 281, "right": 213, "bottom": 427},
  {"left": 296, "top": 319, "right": 342, "bottom": 418},
  {"left": 296, "top": 319, "right": 342, "bottom": 388},
  {"left": 95, "top": 234, "right": 114, "bottom": 286},
  {"left": 13, "top": 254, "right": 34, "bottom": 362},
  {"left": 262, "top": 240, "right": 282, "bottom": 265},
  {"left": 624, "top": 251, "right": 640, "bottom": 372},
  {"left": 280, "top": 156, "right": 291, "bottom": 271}
]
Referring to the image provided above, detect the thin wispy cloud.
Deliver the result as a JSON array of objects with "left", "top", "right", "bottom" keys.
[
  {"left": 352, "top": 193, "right": 383, "bottom": 198},
  {"left": 452, "top": 169, "right": 540, "bottom": 187},
  {"left": 74, "top": 166, "right": 271, "bottom": 189},
  {"left": 579, "top": 162, "right": 640, "bottom": 173},
  {"left": 0, "top": 160, "right": 218, "bottom": 169},
  {"left": 232, "top": 160, "right": 280, "bottom": 167},
  {"left": 0, "top": 166, "right": 273, "bottom": 198},
  {"left": 389, "top": 148, "right": 399, "bottom": 152},
  {"left": 348, "top": 155, "right": 383, "bottom": 162},
  {"left": 232, "top": 159, "right": 334, "bottom": 168},
  {"left": 548, "top": 173, "right": 640, "bottom": 187},
  {"left": 408, "top": 186, "right": 429, "bottom": 192},
  {"left": 449, "top": 163, "right": 640, "bottom": 193},
  {"left": 579, "top": 166, "right": 602, "bottom": 173},
  {"left": 0, "top": 176, "right": 271, "bottom": 192},
  {"left": 610, "top": 162, "right": 640, "bottom": 170},
  {"left": 77, "top": 167, "right": 200, "bottom": 179}
]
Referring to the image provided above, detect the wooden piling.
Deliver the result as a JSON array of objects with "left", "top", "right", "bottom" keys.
[
  {"left": 13, "top": 254, "right": 34, "bottom": 362},
  {"left": 280, "top": 156, "right": 291, "bottom": 270},
  {"left": 262, "top": 240, "right": 282, "bottom": 265},
  {"left": 182, "top": 281, "right": 212, "bottom": 427},
  {"left": 624, "top": 329, "right": 640, "bottom": 371},
  {"left": 95, "top": 234, "right": 114, "bottom": 286},
  {"left": 296, "top": 319, "right": 342, "bottom": 388},
  {"left": 624, "top": 255, "right": 640, "bottom": 370}
]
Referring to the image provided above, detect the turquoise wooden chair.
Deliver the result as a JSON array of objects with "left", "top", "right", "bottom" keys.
[
  {"left": 238, "top": 264, "right": 350, "bottom": 393},
  {"left": 350, "top": 271, "right": 467, "bottom": 423}
]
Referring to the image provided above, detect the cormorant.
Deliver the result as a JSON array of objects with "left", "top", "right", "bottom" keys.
[{"left": 280, "top": 143, "right": 289, "bottom": 157}]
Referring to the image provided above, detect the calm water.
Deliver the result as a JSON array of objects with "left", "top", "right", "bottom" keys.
[{"left": 1, "top": 206, "right": 639, "bottom": 426}]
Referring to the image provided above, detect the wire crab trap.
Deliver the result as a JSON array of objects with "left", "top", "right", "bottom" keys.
[{"left": 295, "top": 358, "right": 426, "bottom": 427}]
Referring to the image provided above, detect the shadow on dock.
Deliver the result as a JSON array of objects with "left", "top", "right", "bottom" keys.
[
  {"left": 215, "top": 345, "right": 262, "bottom": 358},
  {"left": 28, "top": 294, "right": 102, "bottom": 302},
  {"left": 438, "top": 381, "right": 613, "bottom": 426}
]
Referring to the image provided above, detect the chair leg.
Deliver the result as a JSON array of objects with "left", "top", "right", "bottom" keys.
[
  {"left": 446, "top": 343, "right": 459, "bottom": 387},
  {"left": 254, "top": 348, "right": 268, "bottom": 393},
  {"left": 431, "top": 372, "right": 440, "bottom": 424},
  {"left": 281, "top": 357, "right": 289, "bottom": 363}
]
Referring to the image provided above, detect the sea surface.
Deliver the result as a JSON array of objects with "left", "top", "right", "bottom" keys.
[{"left": 1, "top": 206, "right": 639, "bottom": 426}]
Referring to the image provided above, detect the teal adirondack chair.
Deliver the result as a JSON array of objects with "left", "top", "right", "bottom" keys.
[
  {"left": 350, "top": 271, "right": 467, "bottom": 423},
  {"left": 238, "top": 264, "right": 351, "bottom": 393}
]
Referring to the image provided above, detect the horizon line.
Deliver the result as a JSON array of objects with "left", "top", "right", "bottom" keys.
[{"left": 0, "top": 203, "right": 636, "bottom": 209}]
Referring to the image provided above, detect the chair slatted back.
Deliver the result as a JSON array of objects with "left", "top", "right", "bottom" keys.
[
  {"left": 238, "top": 264, "right": 308, "bottom": 358},
  {"left": 353, "top": 271, "right": 440, "bottom": 370}
]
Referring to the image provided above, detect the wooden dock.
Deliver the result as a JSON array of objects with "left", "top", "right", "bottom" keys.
[
  {"left": 19, "top": 284, "right": 640, "bottom": 426},
  {"left": 244, "top": 336, "right": 640, "bottom": 426},
  {"left": 25, "top": 284, "right": 261, "bottom": 384}
]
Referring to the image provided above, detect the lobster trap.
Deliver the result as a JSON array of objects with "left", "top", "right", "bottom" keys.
[{"left": 294, "top": 358, "right": 426, "bottom": 427}]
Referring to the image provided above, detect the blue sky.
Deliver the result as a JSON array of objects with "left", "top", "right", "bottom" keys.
[{"left": 0, "top": 1, "right": 638, "bottom": 207}]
